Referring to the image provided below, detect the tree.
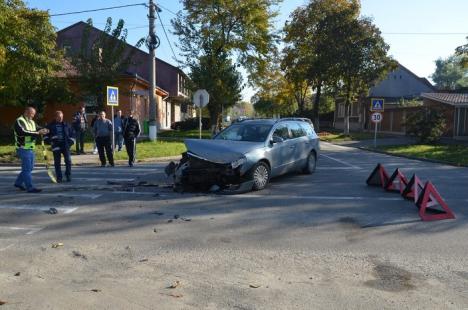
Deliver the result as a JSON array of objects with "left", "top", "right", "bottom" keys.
[
  {"left": 283, "top": 0, "right": 358, "bottom": 130},
  {"left": 189, "top": 53, "right": 243, "bottom": 128},
  {"left": 172, "top": 0, "right": 280, "bottom": 130},
  {"left": 431, "top": 55, "right": 468, "bottom": 90},
  {"left": 337, "top": 16, "right": 396, "bottom": 134},
  {"left": 71, "top": 18, "right": 144, "bottom": 110},
  {"left": 405, "top": 107, "right": 446, "bottom": 144},
  {"left": 456, "top": 37, "right": 468, "bottom": 68},
  {"left": 0, "top": 0, "right": 69, "bottom": 110}
]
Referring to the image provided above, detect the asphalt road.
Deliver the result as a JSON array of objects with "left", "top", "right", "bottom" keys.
[{"left": 0, "top": 142, "right": 467, "bottom": 309}]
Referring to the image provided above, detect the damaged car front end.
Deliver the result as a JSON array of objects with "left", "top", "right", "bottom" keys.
[{"left": 166, "top": 138, "right": 259, "bottom": 193}]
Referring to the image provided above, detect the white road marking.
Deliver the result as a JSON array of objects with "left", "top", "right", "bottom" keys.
[
  {"left": 0, "top": 226, "right": 44, "bottom": 235},
  {"left": 0, "top": 244, "right": 14, "bottom": 251},
  {"left": 319, "top": 154, "right": 361, "bottom": 169},
  {"left": 227, "top": 194, "right": 402, "bottom": 201},
  {"left": 0, "top": 204, "right": 79, "bottom": 214},
  {"left": 316, "top": 166, "right": 359, "bottom": 170}
]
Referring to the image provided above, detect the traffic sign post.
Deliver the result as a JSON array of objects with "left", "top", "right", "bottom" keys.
[
  {"left": 371, "top": 112, "right": 383, "bottom": 148},
  {"left": 371, "top": 98, "right": 384, "bottom": 112},
  {"left": 193, "top": 89, "right": 209, "bottom": 139},
  {"left": 107, "top": 86, "right": 119, "bottom": 153}
]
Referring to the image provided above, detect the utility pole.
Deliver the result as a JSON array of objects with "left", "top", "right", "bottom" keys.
[{"left": 148, "top": 0, "right": 158, "bottom": 141}]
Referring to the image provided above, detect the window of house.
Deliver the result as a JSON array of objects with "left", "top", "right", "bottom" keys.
[
  {"left": 351, "top": 102, "right": 359, "bottom": 117},
  {"left": 338, "top": 103, "right": 345, "bottom": 118}
]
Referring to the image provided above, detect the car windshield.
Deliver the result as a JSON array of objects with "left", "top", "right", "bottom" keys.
[{"left": 215, "top": 124, "right": 273, "bottom": 142}]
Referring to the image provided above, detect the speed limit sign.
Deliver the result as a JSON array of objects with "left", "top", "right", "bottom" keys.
[{"left": 371, "top": 112, "right": 383, "bottom": 123}]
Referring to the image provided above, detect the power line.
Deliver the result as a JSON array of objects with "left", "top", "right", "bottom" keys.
[
  {"left": 50, "top": 3, "right": 146, "bottom": 17},
  {"left": 156, "top": 9, "right": 179, "bottom": 64},
  {"left": 157, "top": 4, "right": 178, "bottom": 16},
  {"left": 383, "top": 32, "right": 468, "bottom": 35}
]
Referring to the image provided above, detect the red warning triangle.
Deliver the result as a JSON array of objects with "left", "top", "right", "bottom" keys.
[
  {"left": 401, "top": 174, "right": 425, "bottom": 203},
  {"left": 384, "top": 168, "right": 408, "bottom": 193},
  {"left": 366, "top": 164, "right": 390, "bottom": 188},
  {"left": 416, "top": 182, "right": 455, "bottom": 221}
]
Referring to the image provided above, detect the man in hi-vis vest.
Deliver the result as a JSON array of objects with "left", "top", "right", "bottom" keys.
[{"left": 13, "top": 107, "right": 49, "bottom": 193}]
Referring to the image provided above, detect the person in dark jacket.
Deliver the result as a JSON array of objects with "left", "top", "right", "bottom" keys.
[
  {"left": 72, "top": 106, "right": 88, "bottom": 154},
  {"left": 93, "top": 111, "right": 114, "bottom": 167},
  {"left": 13, "top": 107, "right": 49, "bottom": 193},
  {"left": 122, "top": 112, "right": 141, "bottom": 167},
  {"left": 45, "top": 111, "right": 75, "bottom": 182}
]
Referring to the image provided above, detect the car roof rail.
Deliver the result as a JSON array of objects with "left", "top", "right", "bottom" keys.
[{"left": 275, "top": 118, "right": 312, "bottom": 124}]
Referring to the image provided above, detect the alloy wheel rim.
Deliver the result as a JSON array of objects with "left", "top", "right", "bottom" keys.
[
  {"left": 309, "top": 155, "right": 316, "bottom": 171},
  {"left": 254, "top": 165, "right": 268, "bottom": 188}
]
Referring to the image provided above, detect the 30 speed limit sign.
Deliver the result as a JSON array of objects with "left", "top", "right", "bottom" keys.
[{"left": 371, "top": 112, "right": 383, "bottom": 123}]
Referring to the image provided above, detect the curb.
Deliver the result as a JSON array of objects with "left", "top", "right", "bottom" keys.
[{"left": 0, "top": 155, "right": 182, "bottom": 167}]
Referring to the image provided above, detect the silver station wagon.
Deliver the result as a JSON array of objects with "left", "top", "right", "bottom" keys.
[{"left": 169, "top": 118, "right": 320, "bottom": 192}]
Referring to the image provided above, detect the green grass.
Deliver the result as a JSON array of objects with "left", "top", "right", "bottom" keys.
[
  {"left": 0, "top": 140, "right": 186, "bottom": 163},
  {"left": 319, "top": 131, "right": 384, "bottom": 142},
  {"left": 114, "top": 140, "right": 186, "bottom": 161},
  {"left": 158, "top": 129, "right": 212, "bottom": 140},
  {"left": 378, "top": 144, "right": 468, "bottom": 166}
]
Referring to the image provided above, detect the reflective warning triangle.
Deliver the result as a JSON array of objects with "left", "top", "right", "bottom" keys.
[
  {"left": 416, "top": 182, "right": 455, "bottom": 221},
  {"left": 384, "top": 168, "right": 408, "bottom": 193},
  {"left": 366, "top": 163, "right": 390, "bottom": 188}
]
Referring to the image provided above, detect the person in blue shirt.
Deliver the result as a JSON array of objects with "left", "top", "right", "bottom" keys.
[
  {"left": 113, "top": 110, "right": 124, "bottom": 152},
  {"left": 45, "top": 111, "right": 75, "bottom": 182}
]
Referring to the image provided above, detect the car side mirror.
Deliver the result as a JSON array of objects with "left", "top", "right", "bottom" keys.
[{"left": 271, "top": 135, "right": 284, "bottom": 145}]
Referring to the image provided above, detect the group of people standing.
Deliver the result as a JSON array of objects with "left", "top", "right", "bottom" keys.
[
  {"left": 13, "top": 106, "right": 141, "bottom": 193},
  {"left": 72, "top": 107, "right": 141, "bottom": 167}
]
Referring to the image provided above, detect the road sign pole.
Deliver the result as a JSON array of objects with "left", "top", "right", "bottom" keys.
[
  {"left": 112, "top": 106, "right": 115, "bottom": 154},
  {"left": 374, "top": 121, "right": 378, "bottom": 148},
  {"left": 199, "top": 106, "right": 202, "bottom": 139}
]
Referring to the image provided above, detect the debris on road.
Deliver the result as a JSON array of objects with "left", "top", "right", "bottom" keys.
[
  {"left": 0, "top": 300, "right": 6, "bottom": 305},
  {"left": 249, "top": 284, "right": 261, "bottom": 288},
  {"left": 47, "top": 208, "right": 58, "bottom": 214},
  {"left": 153, "top": 228, "right": 158, "bottom": 233},
  {"left": 72, "top": 250, "right": 87, "bottom": 260},
  {"left": 14, "top": 272, "right": 20, "bottom": 276},
  {"left": 174, "top": 214, "right": 180, "bottom": 219},
  {"left": 90, "top": 289, "right": 101, "bottom": 293},
  {"left": 139, "top": 258, "right": 148, "bottom": 262},
  {"left": 160, "top": 293, "right": 183, "bottom": 298},
  {"left": 167, "top": 280, "right": 181, "bottom": 289},
  {"left": 51, "top": 242, "right": 64, "bottom": 248},
  {"left": 181, "top": 217, "right": 192, "bottom": 222},
  {"left": 167, "top": 219, "right": 173, "bottom": 223},
  {"left": 152, "top": 212, "right": 164, "bottom": 216}
]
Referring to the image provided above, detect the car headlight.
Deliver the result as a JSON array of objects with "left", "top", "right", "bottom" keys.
[{"left": 231, "top": 157, "right": 247, "bottom": 169}]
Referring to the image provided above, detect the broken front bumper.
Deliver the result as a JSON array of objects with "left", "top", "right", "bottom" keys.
[{"left": 167, "top": 152, "right": 252, "bottom": 192}]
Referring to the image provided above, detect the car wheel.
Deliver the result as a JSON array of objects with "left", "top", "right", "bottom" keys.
[
  {"left": 303, "top": 152, "right": 316, "bottom": 174},
  {"left": 251, "top": 162, "right": 270, "bottom": 191}
]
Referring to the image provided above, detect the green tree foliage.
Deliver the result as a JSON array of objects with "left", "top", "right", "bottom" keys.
[
  {"left": 0, "top": 0, "right": 70, "bottom": 110},
  {"left": 283, "top": 0, "right": 358, "bottom": 129},
  {"left": 172, "top": 0, "right": 280, "bottom": 129},
  {"left": 456, "top": 37, "right": 468, "bottom": 68},
  {"left": 431, "top": 55, "right": 468, "bottom": 91},
  {"left": 337, "top": 15, "right": 396, "bottom": 134},
  {"left": 189, "top": 53, "right": 243, "bottom": 128},
  {"left": 72, "top": 18, "right": 144, "bottom": 110},
  {"left": 405, "top": 107, "right": 446, "bottom": 144}
]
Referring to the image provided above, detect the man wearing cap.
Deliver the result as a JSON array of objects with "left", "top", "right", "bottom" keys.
[{"left": 13, "top": 107, "right": 49, "bottom": 193}]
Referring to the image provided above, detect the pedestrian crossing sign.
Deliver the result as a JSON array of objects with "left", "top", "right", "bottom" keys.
[
  {"left": 371, "top": 98, "right": 384, "bottom": 111},
  {"left": 106, "top": 86, "right": 119, "bottom": 106}
]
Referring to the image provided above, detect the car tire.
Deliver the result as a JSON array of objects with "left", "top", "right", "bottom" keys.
[
  {"left": 303, "top": 151, "right": 317, "bottom": 174},
  {"left": 250, "top": 162, "right": 270, "bottom": 191}
]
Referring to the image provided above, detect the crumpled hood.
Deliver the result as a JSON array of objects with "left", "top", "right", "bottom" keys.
[{"left": 184, "top": 139, "right": 263, "bottom": 164}]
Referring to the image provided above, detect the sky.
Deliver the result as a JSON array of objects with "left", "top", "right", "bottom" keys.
[{"left": 26, "top": 0, "right": 468, "bottom": 100}]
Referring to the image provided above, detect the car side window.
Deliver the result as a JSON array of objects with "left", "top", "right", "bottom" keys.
[
  {"left": 288, "top": 122, "right": 306, "bottom": 138},
  {"left": 299, "top": 122, "right": 314, "bottom": 136},
  {"left": 272, "top": 124, "right": 290, "bottom": 140}
]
